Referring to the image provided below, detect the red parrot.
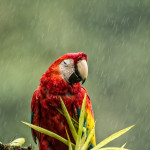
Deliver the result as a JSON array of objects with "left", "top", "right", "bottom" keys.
[{"left": 31, "top": 52, "right": 96, "bottom": 150}]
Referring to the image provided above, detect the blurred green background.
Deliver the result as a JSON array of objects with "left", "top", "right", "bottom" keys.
[{"left": 0, "top": 0, "right": 150, "bottom": 149}]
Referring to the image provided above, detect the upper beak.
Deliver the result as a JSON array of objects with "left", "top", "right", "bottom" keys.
[
  {"left": 69, "top": 59, "right": 88, "bottom": 84},
  {"left": 77, "top": 59, "right": 88, "bottom": 84}
]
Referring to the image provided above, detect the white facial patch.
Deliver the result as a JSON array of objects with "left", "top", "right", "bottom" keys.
[{"left": 59, "top": 59, "right": 74, "bottom": 83}]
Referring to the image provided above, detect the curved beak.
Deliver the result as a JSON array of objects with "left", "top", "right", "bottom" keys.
[
  {"left": 69, "top": 60, "right": 88, "bottom": 84},
  {"left": 77, "top": 59, "right": 88, "bottom": 84}
]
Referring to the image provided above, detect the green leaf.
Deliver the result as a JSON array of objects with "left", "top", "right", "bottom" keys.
[
  {"left": 120, "top": 143, "right": 126, "bottom": 149},
  {"left": 79, "top": 127, "right": 87, "bottom": 148},
  {"left": 22, "top": 121, "right": 75, "bottom": 148},
  {"left": 91, "top": 125, "right": 135, "bottom": 150},
  {"left": 66, "top": 129, "right": 73, "bottom": 150},
  {"left": 56, "top": 107, "right": 79, "bottom": 128},
  {"left": 98, "top": 143, "right": 129, "bottom": 150},
  {"left": 75, "top": 93, "right": 86, "bottom": 150},
  {"left": 81, "top": 127, "right": 95, "bottom": 150},
  {"left": 59, "top": 96, "right": 78, "bottom": 142},
  {"left": 98, "top": 147, "right": 129, "bottom": 150},
  {"left": 9, "top": 138, "right": 25, "bottom": 147}
]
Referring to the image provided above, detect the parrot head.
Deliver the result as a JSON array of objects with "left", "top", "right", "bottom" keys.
[
  {"left": 59, "top": 52, "right": 88, "bottom": 84},
  {"left": 43, "top": 52, "right": 88, "bottom": 85}
]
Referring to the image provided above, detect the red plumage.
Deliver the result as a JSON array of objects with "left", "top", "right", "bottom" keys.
[{"left": 31, "top": 53, "right": 95, "bottom": 150}]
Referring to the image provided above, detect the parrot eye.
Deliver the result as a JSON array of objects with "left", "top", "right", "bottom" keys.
[
  {"left": 64, "top": 60, "right": 67, "bottom": 65},
  {"left": 63, "top": 59, "right": 71, "bottom": 67}
]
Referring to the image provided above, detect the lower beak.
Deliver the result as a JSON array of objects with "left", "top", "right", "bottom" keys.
[
  {"left": 69, "top": 71, "right": 82, "bottom": 84},
  {"left": 82, "top": 79, "right": 86, "bottom": 84}
]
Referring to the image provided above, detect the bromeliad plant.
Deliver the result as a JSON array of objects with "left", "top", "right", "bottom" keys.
[{"left": 22, "top": 94, "right": 134, "bottom": 150}]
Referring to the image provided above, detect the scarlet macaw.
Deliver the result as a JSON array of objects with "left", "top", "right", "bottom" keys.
[{"left": 31, "top": 52, "right": 96, "bottom": 150}]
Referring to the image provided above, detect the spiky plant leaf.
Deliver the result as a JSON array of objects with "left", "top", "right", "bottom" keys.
[
  {"left": 98, "top": 143, "right": 128, "bottom": 150},
  {"left": 81, "top": 127, "right": 95, "bottom": 150},
  {"left": 56, "top": 107, "right": 79, "bottom": 128},
  {"left": 9, "top": 138, "right": 25, "bottom": 147},
  {"left": 98, "top": 148, "right": 129, "bottom": 150},
  {"left": 22, "top": 121, "right": 75, "bottom": 148},
  {"left": 79, "top": 127, "right": 87, "bottom": 148},
  {"left": 91, "top": 125, "right": 134, "bottom": 150},
  {"left": 59, "top": 96, "right": 77, "bottom": 142},
  {"left": 66, "top": 129, "right": 73, "bottom": 150},
  {"left": 120, "top": 143, "right": 126, "bottom": 149},
  {"left": 75, "top": 93, "right": 86, "bottom": 150}
]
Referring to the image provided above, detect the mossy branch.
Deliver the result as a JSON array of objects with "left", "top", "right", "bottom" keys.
[
  {"left": 0, "top": 142, "right": 32, "bottom": 150},
  {"left": 0, "top": 138, "right": 32, "bottom": 150}
]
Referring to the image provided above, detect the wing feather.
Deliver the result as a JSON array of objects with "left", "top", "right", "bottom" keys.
[{"left": 31, "top": 89, "right": 41, "bottom": 144}]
